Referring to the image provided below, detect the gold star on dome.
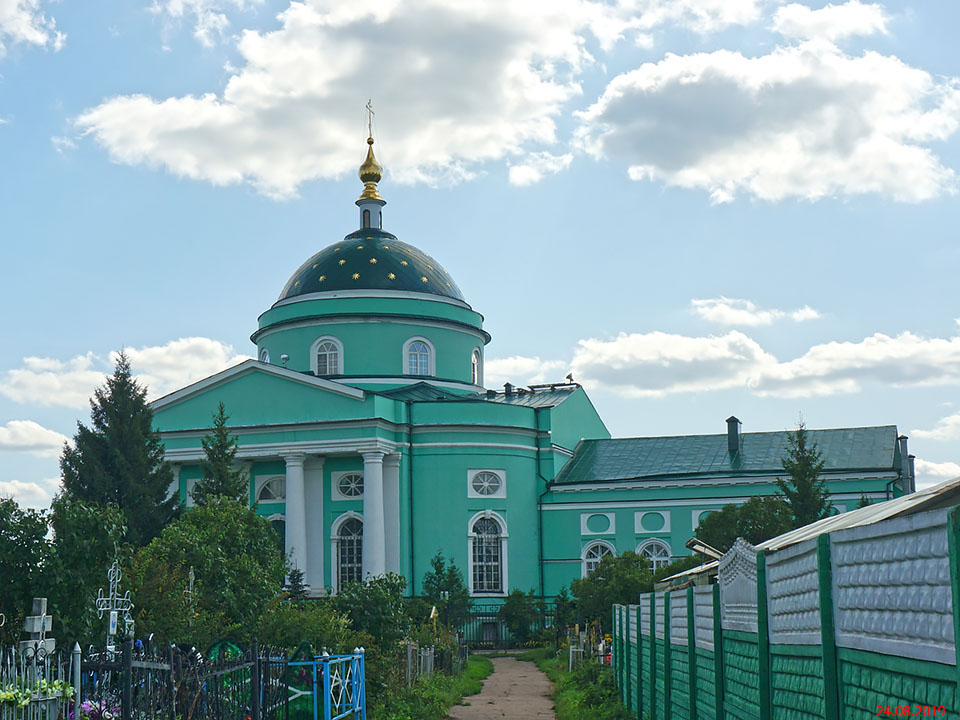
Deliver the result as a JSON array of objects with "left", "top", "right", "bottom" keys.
[
  {"left": 294, "top": 280, "right": 300, "bottom": 286},
  {"left": 421, "top": 276, "right": 428, "bottom": 283},
  {"left": 334, "top": 247, "right": 341, "bottom": 252},
  {"left": 339, "top": 259, "right": 346, "bottom": 265},
  {"left": 369, "top": 258, "right": 377, "bottom": 264},
  {"left": 312, "top": 264, "right": 318, "bottom": 269},
  {"left": 352, "top": 273, "right": 360, "bottom": 280},
  {"left": 446, "top": 282, "right": 451, "bottom": 287},
  {"left": 400, "top": 260, "right": 408, "bottom": 266},
  {"left": 382, "top": 245, "right": 390, "bottom": 249},
  {"left": 426, "top": 264, "right": 433, "bottom": 270},
  {"left": 357, "top": 245, "right": 364, "bottom": 249},
  {"left": 387, "top": 273, "right": 396, "bottom": 280},
  {"left": 319, "top": 275, "right": 326, "bottom": 282}
]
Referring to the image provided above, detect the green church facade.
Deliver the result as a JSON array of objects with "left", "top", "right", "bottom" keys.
[{"left": 150, "top": 136, "right": 915, "bottom": 601}]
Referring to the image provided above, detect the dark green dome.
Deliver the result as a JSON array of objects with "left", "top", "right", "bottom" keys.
[{"left": 278, "top": 229, "right": 466, "bottom": 304}]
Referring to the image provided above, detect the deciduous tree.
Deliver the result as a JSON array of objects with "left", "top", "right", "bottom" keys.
[
  {"left": 570, "top": 551, "right": 653, "bottom": 625},
  {"left": 0, "top": 498, "right": 48, "bottom": 644}
]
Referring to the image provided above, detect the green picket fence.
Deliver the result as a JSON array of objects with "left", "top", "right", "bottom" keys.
[{"left": 612, "top": 505, "right": 960, "bottom": 720}]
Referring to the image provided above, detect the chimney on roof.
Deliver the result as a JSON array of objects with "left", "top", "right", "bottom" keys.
[
  {"left": 726, "top": 416, "right": 742, "bottom": 456},
  {"left": 503, "top": 382, "right": 514, "bottom": 396},
  {"left": 898, "top": 435, "right": 911, "bottom": 492},
  {"left": 908, "top": 454, "right": 916, "bottom": 493}
]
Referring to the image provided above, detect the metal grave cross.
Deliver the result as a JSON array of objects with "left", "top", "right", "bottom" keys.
[{"left": 95, "top": 561, "right": 135, "bottom": 646}]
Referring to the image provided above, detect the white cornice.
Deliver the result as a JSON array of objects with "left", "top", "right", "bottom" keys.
[
  {"left": 269, "top": 289, "right": 473, "bottom": 311},
  {"left": 164, "top": 437, "right": 398, "bottom": 463},
  {"left": 150, "top": 360, "right": 365, "bottom": 411},
  {"left": 549, "top": 472, "right": 898, "bottom": 493},
  {"left": 253, "top": 315, "right": 488, "bottom": 343}
]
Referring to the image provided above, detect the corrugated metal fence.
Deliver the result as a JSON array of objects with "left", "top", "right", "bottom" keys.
[{"left": 611, "top": 505, "right": 960, "bottom": 719}]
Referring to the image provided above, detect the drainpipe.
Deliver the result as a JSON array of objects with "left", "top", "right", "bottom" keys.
[
  {"left": 535, "top": 407, "right": 550, "bottom": 599},
  {"left": 406, "top": 400, "right": 415, "bottom": 595}
]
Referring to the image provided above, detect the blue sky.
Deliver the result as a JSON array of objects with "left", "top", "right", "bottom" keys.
[{"left": 2, "top": 0, "right": 959, "bottom": 506}]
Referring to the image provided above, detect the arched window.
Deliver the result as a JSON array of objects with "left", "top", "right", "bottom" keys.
[
  {"left": 362, "top": 209, "right": 371, "bottom": 228},
  {"left": 471, "top": 350, "right": 481, "bottom": 385},
  {"left": 257, "top": 477, "right": 285, "bottom": 502},
  {"left": 408, "top": 341, "right": 430, "bottom": 375},
  {"left": 311, "top": 336, "right": 343, "bottom": 376},
  {"left": 337, "top": 517, "right": 363, "bottom": 591},
  {"left": 470, "top": 514, "right": 505, "bottom": 594},
  {"left": 637, "top": 539, "right": 672, "bottom": 571},
  {"left": 582, "top": 541, "right": 614, "bottom": 578},
  {"left": 259, "top": 348, "right": 270, "bottom": 364}
]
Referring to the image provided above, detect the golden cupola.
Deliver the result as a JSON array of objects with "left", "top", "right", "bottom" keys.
[{"left": 356, "top": 135, "right": 385, "bottom": 229}]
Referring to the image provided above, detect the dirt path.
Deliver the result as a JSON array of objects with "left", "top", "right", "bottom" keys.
[{"left": 447, "top": 656, "right": 556, "bottom": 720}]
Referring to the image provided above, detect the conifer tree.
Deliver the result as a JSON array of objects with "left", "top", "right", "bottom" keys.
[
  {"left": 285, "top": 567, "right": 309, "bottom": 603},
  {"left": 192, "top": 402, "right": 249, "bottom": 505},
  {"left": 777, "top": 421, "right": 831, "bottom": 528},
  {"left": 60, "top": 352, "right": 178, "bottom": 547}
]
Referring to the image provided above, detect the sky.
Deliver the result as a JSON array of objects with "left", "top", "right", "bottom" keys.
[{"left": 1, "top": 0, "right": 959, "bottom": 508}]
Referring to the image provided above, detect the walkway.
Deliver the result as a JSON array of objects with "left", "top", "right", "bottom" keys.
[{"left": 447, "top": 656, "right": 555, "bottom": 720}]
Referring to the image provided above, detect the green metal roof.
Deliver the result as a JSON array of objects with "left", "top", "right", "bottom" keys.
[
  {"left": 553, "top": 425, "right": 900, "bottom": 485},
  {"left": 377, "top": 383, "right": 471, "bottom": 402},
  {"left": 277, "top": 229, "right": 466, "bottom": 303},
  {"left": 376, "top": 383, "right": 576, "bottom": 408}
]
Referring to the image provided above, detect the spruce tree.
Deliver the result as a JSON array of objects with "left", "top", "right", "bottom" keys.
[
  {"left": 60, "top": 351, "right": 178, "bottom": 547},
  {"left": 777, "top": 421, "right": 831, "bottom": 528},
  {"left": 192, "top": 402, "right": 249, "bottom": 505}
]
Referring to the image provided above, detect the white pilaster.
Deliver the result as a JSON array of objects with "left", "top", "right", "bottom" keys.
[
  {"left": 383, "top": 454, "right": 401, "bottom": 574},
  {"left": 283, "top": 453, "right": 308, "bottom": 574},
  {"left": 168, "top": 464, "right": 181, "bottom": 502},
  {"left": 361, "top": 451, "right": 386, "bottom": 578}
]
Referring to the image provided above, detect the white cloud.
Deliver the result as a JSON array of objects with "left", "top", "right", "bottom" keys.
[
  {"left": 913, "top": 412, "right": 960, "bottom": 442},
  {"left": 773, "top": 1, "right": 888, "bottom": 42},
  {"left": 0, "top": 338, "right": 251, "bottom": 408},
  {"left": 577, "top": 38, "right": 960, "bottom": 203},
  {"left": 0, "top": 0, "right": 63, "bottom": 56},
  {"left": 485, "top": 355, "right": 569, "bottom": 388},
  {"left": 913, "top": 458, "right": 960, "bottom": 491},
  {"left": 528, "top": 326, "right": 960, "bottom": 399},
  {"left": 692, "top": 297, "right": 821, "bottom": 326},
  {"left": 571, "top": 330, "right": 776, "bottom": 397},
  {"left": 508, "top": 152, "right": 574, "bottom": 186},
  {"left": 77, "top": 0, "right": 766, "bottom": 198},
  {"left": 148, "top": 0, "right": 262, "bottom": 48},
  {"left": 0, "top": 477, "right": 59, "bottom": 508},
  {"left": 0, "top": 420, "right": 68, "bottom": 457},
  {"left": 749, "top": 332, "right": 960, "bottom": 397},
  {"left": 51, "top": 135, "right": 77, "bottom": 153}
]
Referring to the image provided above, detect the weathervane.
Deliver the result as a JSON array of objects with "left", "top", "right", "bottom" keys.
[{"left": 95, "top": 561, "right": 135, "bottom": 652}]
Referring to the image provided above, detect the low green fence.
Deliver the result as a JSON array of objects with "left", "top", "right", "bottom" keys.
[{"left": 612, "top": 505, "right": 960, "bottom": 719}]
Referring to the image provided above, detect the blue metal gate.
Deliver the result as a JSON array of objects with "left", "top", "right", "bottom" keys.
[{"left": 288, "top": 650, "right": 365, "bottom": 720}]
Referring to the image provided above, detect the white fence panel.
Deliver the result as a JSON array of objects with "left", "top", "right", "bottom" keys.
[
  {"left": 766, "top": 538, "right": 821, "bottom": 645},
  {"left": 693, "top": 585, "right": 715, "bottom": 652},
  {"left": 719, "top": 538, "right": 759, "bottom": 633},
  {"left": 640, "top": 594, "right": 651, "bottom": 635},
  {"left": 655, "top": 591, "right": 665, "bottom": 640},
  {"left": 831, "top": 507, "right": 953, "bottom": 665},
  {"left": 670, "top": 591, "right": 688, "bottom": 646}
]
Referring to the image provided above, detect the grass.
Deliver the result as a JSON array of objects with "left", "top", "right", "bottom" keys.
[
  {"left": 372, "top": 655, "right": 494, "bottom": 720},
  {"left": 513, "top": 647, "right": 631, "bottom": 720},
  {"left": 438, "top": 654, "right": 494, "bottom": 706}
]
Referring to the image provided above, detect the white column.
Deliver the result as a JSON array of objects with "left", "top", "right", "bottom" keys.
[
  {"left": 383, "top": 454, "right": 401, "bottom": 574},
  {"left": 283, "top": 453, "right": 308, "bottom": 573},
  {"left": 361, "top": 451, "right": 386, "bottom": 578},
  {"left": 304, "top": 457, "right": 325, "bottom": 595},
  {"left": 168, "top": 464, "right": 181, "bottom": 503}
]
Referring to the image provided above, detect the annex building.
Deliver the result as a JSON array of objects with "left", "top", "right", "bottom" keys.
[{"left": 150, "top": 136, "right": 916, "bottom": 600}]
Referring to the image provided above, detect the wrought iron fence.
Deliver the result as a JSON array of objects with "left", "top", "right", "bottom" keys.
[
  {"left": 459, "top": 602, "right": 557, "bottom": 648},
  {"left": 0, "top": 644, "right": 70, "bottom": 720}
]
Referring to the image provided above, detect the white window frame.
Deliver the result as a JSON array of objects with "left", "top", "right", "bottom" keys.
[
  {"left": 580, "top": 512, "right": 616, "bottom": 535},
  {"left": 467, "top": 510, "right": 508, "bottom": 597},
  {"left": 402, "top": 336, "right": 435, "bottom": 377},
  {"left": 581, "top": 540, "right": 616, "bottom": 578},
  {"left": 332, "top": 470, "right": 365, "bottom": 501},
  {"left": 311, "top": 335, "right": 344, "bottom": 376},
  {"left": 330, "top": 511, "right": 363, "bottom": 594},
  {"left": 259, "top": 348, "right": 271, "bottom": 364},
  {"left": 467, "top": 469, "right": 506, "bottom": 499},
  {"left": 634, "top": 510, "right": 672, "bottom": 534},
  {"left": 636, "top": 538, "right": 672, "bottom": 571},
  {"left": 255, "top": 475, "right": 286, "bottom": 503},
  {"left": 471, "top": 349, "right": 482, "bottom": 386}
]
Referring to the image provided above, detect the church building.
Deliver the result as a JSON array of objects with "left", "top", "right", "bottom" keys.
[{"left": 150, "top": 135, "right": 915, "bottom": 600}]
